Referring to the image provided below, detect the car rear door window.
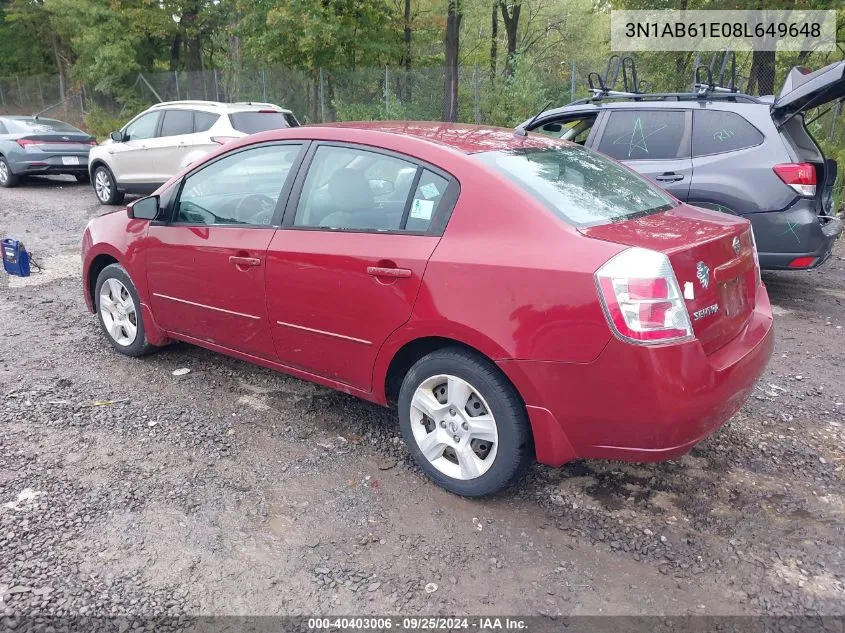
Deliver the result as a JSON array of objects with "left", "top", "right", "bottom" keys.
[
  {"left": 174, "top": 143, "right": 303, "bottom": 226},
  {"left": 293, "top": 145, "right": 421, "bottom": 232},
  {"left": 193, "top": 111, "right": 219, "bottom": 133},
  {"left": 692, "top": 110, "right": 764, "bottom": 156},
  {"left": 159, "top": 110, "right": 194, "bottom": 138},
  {"left": 405, "top": 170, "right": 449, "bottom": 232},
  {"left": 597, "top": 110, "right": 687, "bottom": 160}
]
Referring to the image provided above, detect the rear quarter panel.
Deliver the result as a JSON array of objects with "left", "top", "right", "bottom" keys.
[
  {"left": 372, "top": 154, "right": 626, "bottom": 402},
  {"left": 688, "top": 104, "right": 795, "bottom": 215}
]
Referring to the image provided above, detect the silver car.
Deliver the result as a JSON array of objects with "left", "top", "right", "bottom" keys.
[
  {"left": 87, "top": 100, "right": 299, "bottom": 205},
  {"left": 0, "top": 116, "right": 96, "bottom": 188}
]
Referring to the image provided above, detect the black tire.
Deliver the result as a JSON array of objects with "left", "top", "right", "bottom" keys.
[
  {"left": 75, "top": 173, "right": 90, "bottom": 184},
  {"left": 398, "top": 347, "right": 534, "bottom": 497},
  {"left": 92, "top": 164, "right": 125, "bottom": 205},
  {"left": 94, "top": 263, "right": 155, "bottom": 357},
  {"left": 0, "top": 155, "right": 20, "bottom": 188}
]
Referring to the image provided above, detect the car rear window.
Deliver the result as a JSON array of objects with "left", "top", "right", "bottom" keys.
[
  {"left": 474, "top": 145, "right": 676, "bottom": 227},
  {"left": 5, "top": 118, "right": 82, "bottom": 134},
  {"left": 228, "top": 111, "right": 297, "bottom": 134}
]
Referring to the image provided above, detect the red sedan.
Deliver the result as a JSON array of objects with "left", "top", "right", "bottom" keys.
[{"left": 81, "top": 122, "right": 774, "bottom": 497}]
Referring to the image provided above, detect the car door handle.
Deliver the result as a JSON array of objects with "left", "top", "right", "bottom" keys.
[
  {"left": 655, "top": 172, "right": 684, "bottom": 183},
  {"left": 367, "top": 266, "right": 411, "bottom": 278},
  {"left": 229, "top": 256, "right": 261, "bottom": 267}
]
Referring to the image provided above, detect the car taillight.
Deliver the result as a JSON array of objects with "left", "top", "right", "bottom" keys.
[
  {"left": 773, "top": 163, "right": 816, "bottom": 197},
  {"left": 16, "top": 139, "right": 36, "bottom": 148},
  {"left": 210, "top": 136, "right": 238, "bottom": 145},
  {"left": 595, "top": 248, "right": 693, "bottom": 345}
]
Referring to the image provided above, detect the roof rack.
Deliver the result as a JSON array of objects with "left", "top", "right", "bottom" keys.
[
  {"left": 148, "top": 100, "right": 226, "bottom": 108},
  {"left": 569, "top": 51, "right": 759, "bottom": 106}
]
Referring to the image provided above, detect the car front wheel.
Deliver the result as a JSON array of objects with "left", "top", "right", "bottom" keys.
[
  {"left": 95, "top": 264, "right": 154, "bottom": 357},
  {"left": 93, "top": 165, "right": 124, "bottom": 205},
  {"left": 0, "top": 156, "right": 19, "bottom": 188},
  {"left": 398, "top": 347, "right": 534, "bottom": 497}
]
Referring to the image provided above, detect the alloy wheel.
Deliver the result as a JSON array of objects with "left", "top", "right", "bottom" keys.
[
  {"left": 0, "top": 160, "right": 8, "bottom": 184},
  {"left": 409, "top": 374, "right": 499, "bottom": 480},
  {"left": 95, "top": 169, "right": 112, "bottom": 202},
  {"left": 99, "top": 278, "right": 138, "bottom": 346}
]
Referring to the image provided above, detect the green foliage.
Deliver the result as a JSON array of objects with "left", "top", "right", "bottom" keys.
[{"left": 83, "top": 103, "right": 130, "bottom": 139}]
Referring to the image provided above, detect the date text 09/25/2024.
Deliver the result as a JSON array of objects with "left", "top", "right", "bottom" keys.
[{"left": 307, "top": 617, "right": 529, "bottom": 630}]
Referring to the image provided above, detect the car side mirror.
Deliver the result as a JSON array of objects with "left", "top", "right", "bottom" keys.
[
  {"left": 127, "top": 195, "right": 159, "bottom": 220},
  {"left": 110, "top": 131, "right": 125, "bottom": 142}
]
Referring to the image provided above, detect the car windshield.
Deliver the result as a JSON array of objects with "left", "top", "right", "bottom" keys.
[
  {"left": 474, "top": 145, "right": 675, "bottom": 227},
  {"left": 228, "top": 111, "right": 297, "bottom": 134},
  {"left": 4, "top": 117, "right": 82, "bottom": 134}
]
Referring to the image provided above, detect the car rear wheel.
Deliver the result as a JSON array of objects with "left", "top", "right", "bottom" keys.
[
  {"left": 0, "top": 156, "right": 19, "bottom": 188},
  {"left": 398, "top": 347, "right": 534, "bottom": 497},
  {"left": 95, "top": 264, "right": 154, "bottom": 357},
  {"left": 93, "top": 165, "right": 124, "bottom": 205}
]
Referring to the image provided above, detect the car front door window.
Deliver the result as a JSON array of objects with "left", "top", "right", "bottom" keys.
[
  {"left": 124, "top": 112, "right": 159, "bottom": 142},
  {"left": 175, "top": 144, "right": 302, "bottom": 227}
]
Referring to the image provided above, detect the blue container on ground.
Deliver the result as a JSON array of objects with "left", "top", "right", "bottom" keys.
[{"left": 2, "top": 238, "right": 31, "bottom": 277}]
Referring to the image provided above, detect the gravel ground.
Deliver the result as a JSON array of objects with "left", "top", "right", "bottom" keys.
[{"left": 0, "top": 176, "right": 843, "bottom": 623}]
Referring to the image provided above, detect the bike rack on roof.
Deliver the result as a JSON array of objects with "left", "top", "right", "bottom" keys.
[{"left": 568, "top": 51, "right": 759, "bottom": 107}]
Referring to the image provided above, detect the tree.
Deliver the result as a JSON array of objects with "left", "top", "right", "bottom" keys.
[
  {"left": 443, "top": 0, "right": 462, "bottom": 121},
  {"left": 499, "top": 0, "right": 520, "bottom": 77},
  {"left": 490, "top": 1, "right": 498, "bottom": 81}
]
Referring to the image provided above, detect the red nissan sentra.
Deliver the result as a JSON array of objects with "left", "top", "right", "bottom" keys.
[{"left": 81, "top": 122, "right": 774, "bottom": 497}]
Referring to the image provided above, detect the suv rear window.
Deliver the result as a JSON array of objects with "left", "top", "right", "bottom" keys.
[
  {"left": 692, "top": 110, "right": 764, "bottom": 156},
  {"left": 475, "top": 146, "right": 675, "bottom": 227},
  {"left": 597, "top": 110, "right": 687, "bottom": 161},
  {"left": 228, "top": 111, "right": 297, "bottom": 134}
]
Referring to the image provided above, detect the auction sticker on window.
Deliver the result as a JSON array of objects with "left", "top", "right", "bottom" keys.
[
  {"left": 611, "top": 10, "right": 836, "bottom": 51},
  {"left": 410, "top": 198, "right": 435, "bottom": 220}
]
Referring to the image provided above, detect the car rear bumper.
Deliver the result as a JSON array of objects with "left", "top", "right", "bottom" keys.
[
  {"left": 498, "top": 283, "right": 774, "bottom": 467},
  {"left": 13, "top": 156, "right": 89, "bottom": 177},
  {"left": 748, "top": 200, "right": 843, "bottom": 270}
]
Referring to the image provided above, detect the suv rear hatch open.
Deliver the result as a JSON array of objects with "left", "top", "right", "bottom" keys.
[{"left": 582, "top": 206, "right": 758, "bottom": 355}]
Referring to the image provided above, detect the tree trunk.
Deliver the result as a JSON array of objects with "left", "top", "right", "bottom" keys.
[
  {"left": 490, "top": 1, "right": 498, "bottom": 82},
  {"left": 402, "top": 0, "right": 412, "bottom": 101},
  {"left": 169, "top": 34, "right": 183, "bottom": 72},
  {"left": 499, "top": 1, "right": 520, "bottom": 78},
  {"left": 748, "top": 49, "right": 776, "bottom": 96},
  {"left": 443, "top": 0, "right": 462, "bottom": 122},
  {"left": 52, "top": 34, "right": 65, "bottom": 101}
]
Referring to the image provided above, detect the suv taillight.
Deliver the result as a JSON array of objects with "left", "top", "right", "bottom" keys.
[
  {"left": 773, "top": 163, "right": 816, "bottom": 197},
  {"left": 595, "top": 248, "right": 693, "bottom": 345}
]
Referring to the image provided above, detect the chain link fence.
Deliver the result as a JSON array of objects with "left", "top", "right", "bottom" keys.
[{"left": 0, "top": 57, "right": 840, "bottom": 128}]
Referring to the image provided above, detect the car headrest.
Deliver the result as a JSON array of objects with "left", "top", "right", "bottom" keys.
[{"left": 328, "top": 168, "right": 374, "bottom": 212}]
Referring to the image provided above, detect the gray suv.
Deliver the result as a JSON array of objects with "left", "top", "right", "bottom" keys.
[{"left": 520, "top": 60, "right": 844, "bottom": 270}]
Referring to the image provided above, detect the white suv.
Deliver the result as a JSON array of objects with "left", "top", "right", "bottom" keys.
[{"left": 88, "top": 100, "right": 299, "bottom": 205}]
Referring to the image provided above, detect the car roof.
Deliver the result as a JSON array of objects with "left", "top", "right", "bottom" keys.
[
  {"left": 542, "top": 98, "right": 772, "bottom": 117},
  {"left": 318, "top": 121, "right": 561, "bottom": 154},
  {"left": 147, "top": 100, "right": 294, "bottom": 114}
]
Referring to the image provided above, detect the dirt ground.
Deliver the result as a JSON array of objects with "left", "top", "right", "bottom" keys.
[{"left": 1, "top": 177, "right": 843, "bottom": 624}]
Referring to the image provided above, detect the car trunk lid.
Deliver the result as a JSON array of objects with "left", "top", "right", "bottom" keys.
[
  {"left": 17, "top": 133, "right": 96, "bottom": 154},
  {"left": 771, "top": 61, "right": 845, "bottom": 126},
  {"left": 581, "top": 205, "right": 758, "bottom": 354}
]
